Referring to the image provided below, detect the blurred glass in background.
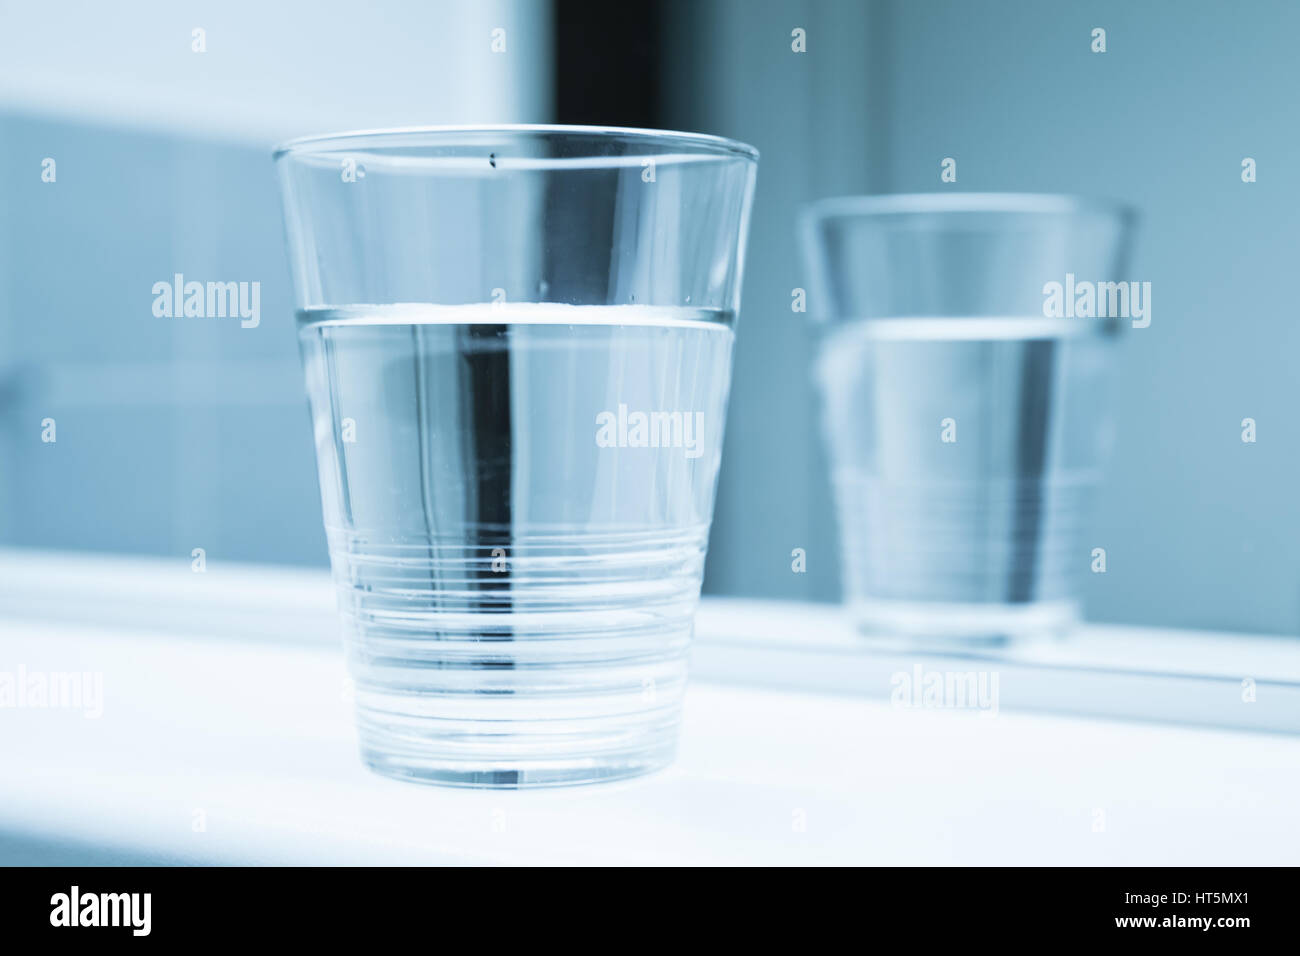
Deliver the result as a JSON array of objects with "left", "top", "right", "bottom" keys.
[{"left": 800, "top": 194, "right": 1133, "bottom": 644}]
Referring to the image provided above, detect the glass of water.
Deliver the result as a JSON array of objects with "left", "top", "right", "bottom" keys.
[
  {"left": 800, "top": 194, "right": 1135, "bottom": 644},
  {"left": 274, "top": 126, "right": 757, "bottom": 786}
]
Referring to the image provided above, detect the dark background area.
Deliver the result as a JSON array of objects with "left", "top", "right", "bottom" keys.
[{"left": 552, "top": 1, "right": 663, "bottom": 128}]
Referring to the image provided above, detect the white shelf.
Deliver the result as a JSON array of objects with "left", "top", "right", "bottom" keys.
[
  {"left": 2, "top": 549, "right": 1298, "bottom": 864},
  {"left": 692, "top": 600, "right": 1300, "bottom": 734}
]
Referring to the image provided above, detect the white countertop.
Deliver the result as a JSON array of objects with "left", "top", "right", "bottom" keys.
[{"left": 2, "top": 550, "right": 1298, "bottom": 865}]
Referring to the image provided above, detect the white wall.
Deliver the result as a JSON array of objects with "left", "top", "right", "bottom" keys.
[{"left": 0, "top": 0, "right": 551, "bottom": 143}]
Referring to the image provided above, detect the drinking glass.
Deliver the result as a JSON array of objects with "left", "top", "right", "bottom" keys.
[
  {"left": 799, "top": 194, "right": 1134, "bottom": 644},
  {"left": 275, "top": 126, "right": 757, "bottom": 786}
]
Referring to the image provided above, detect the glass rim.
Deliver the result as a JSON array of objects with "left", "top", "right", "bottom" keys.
[
  {"left": 273, "top": 123, "right": 759, "bottom": 162},
  {"left": 802, "top": 191, "right": 1134, "bottom": 222}
]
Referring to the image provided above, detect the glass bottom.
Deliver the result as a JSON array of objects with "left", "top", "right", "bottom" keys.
[
  {"left": 331, "top": 530, "right": 701, "bottom": 789},
  {"left": 359, "top": 734, "right": 677, "bottom": 789},
  {"left": 850, "top": 596, "right": 1079, "bottom": 648},
  {"left": 354, "top": 695, "right": 681, "bottom": 789}
]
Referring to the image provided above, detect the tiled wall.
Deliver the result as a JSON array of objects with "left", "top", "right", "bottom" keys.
[{"left": 1, "top": 114, "right": 326, "bottom": 564}]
